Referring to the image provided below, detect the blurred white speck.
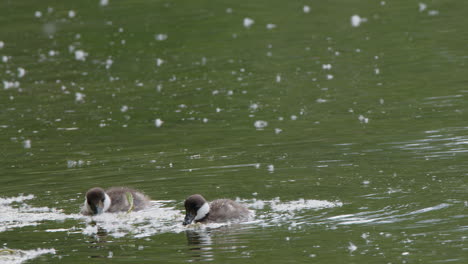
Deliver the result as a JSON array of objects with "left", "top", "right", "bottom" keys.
[
  {"left": 274, "top": 128, "right": 282, "bottom": 134},
  {"left": 316, "top": 98, "right": 327, "bottom": 103},
  {"left": 155, "top": 34, "right": 168, "bottom": 41},
  {"left": 276, "top": 74, "right": 281, "bottom": 83},
  {"left": 267, "top": 164, "right": 275, "bottom": 172},
  {"left": 243, "top": 18, "right": 255, "bottom": 28},
  {"left": 309, "top": 254, "right": 317, "bottom": 258},
  {"left": 402, "top": 252, "right": 410, "bottom": 256},
  {"left": 374, "top": 68, "right": 380, "bottom": 75},
  {"left": 17, "top": 67, "right": 26, "bottom": 78},
  {"left": 3, "top": 81, "right": 20, "bottom": 89},
  {"left": 49, "top": 50, "right": 57, "bottom": 56},
  {"left": 303, "top": 5, "right": 311, "bottom": 13},
  {"left": 202, "top": 118, "right": 208, "bottom": 123},
  {"left": 254, "top": 120, "right": 268, "bottom": 130},
  {"left": 35, "top": 11, "right": 42, "bottom": 18},
  {"left": 266, "top": 24, "right": 276, "bottom": 30},
  {"left": 380, "top": 98, "right": 385, "bottom": 104},
  {"left": 108, "top": 251, "right": 113, "bottom": 258},
  {"left": 2, "top": 55, "right": 9, "bottom": 63},
  {"left": 351, "top": 15, "right": 367, "bottom": 27},
  {"left": 326, "top": 74, "right": 333, "bottom": 80},
  {"left": 68, "top": 10, "right": 76, "bottom": 18},
  {"left": 75, "top": 92, "right": 85, "bottom": 102},
  {"left": 322, "top": 64, "right": 332, "bottom": 70},
  {"left": 348, "top": 242, "right": 357, "bottom": 253},
  {"left": 156, "top": 58, "right": 164, "bottom": 67},
  {"left": 0, "top": 41, "right": 4, "bottom": 49},
  {"left": 120, "top": 105, "right": 128, "bottom": 112},
  {"left": 362, "top": 180, "right": 370, "bottom": 185},
  {"left": 419, "top": 3, "right": 427, "bottom": 12},
  {"left": 226, "top": 8, "right": 233, "bottom": 14},
  {"left": 291, "top": 115, "right": 297, "bottom": 121},
  {"left": 155, "top": 118, "right": 164, "bottom": 128},
  {"left": 100, "top": 0, "right": 109, "bottom": 6},
  {"left": 381, "top": 1, "right": 386, "bottom": 5},
  {"left": 23, "top": 139, "right": 31, "bottom": 149},
  {"left": 105, "top": 58, "right": 113, "bottom": 69},
  {"left": 74, "top": 50, "right": 88, "bottom": 61},
  {"left": 43, "top": 23, "right": 57, "bottom": 36},
  {"left": 358, "top": 115, "right": 369, "bottom": 124},
  {"left": 216, "top": 108, "right": 222, "bottom": 113},
  {"left": 428, "top": 10, "right": 439, "bottom": 16},
  {"left": 249, "top": 103, "right": 259, "bottom": 111}
]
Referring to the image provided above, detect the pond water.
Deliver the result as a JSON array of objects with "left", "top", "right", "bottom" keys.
[{"left": 1, "top": 0, "right": 467, "bottom": 263}]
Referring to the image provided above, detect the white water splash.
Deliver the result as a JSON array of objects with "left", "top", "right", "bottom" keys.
[
  {"left": 82, "top": 201, "right": 185, "bottom": 238},
  {"left": 0, "top": 248, "right": 56, "bottom": 264},
  {"left": 0, "top": 194, "right": 81, "bottom": 233}
]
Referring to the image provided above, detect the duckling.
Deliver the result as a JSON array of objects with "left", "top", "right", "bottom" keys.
[
  {"left": 81, "top": 187, "right": 150, "bottom": 215},
  {"left": 183, "top": 194, "right": 251, "bottom": 225}
]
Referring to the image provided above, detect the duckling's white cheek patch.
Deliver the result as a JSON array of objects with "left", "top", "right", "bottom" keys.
[
  {"left": 103, "top": 193, "right": 111, "bottom": 212},
  {"left": 195, "top": 203, "right": 209, "bottom": 220}
]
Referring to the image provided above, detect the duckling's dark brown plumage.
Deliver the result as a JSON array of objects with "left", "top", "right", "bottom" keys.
[
  {"left": 183, "top": 194, "right": 251, "bottom": 225},
  {"left": 81, "top": 187, "right": 150, "bottom": 215}
]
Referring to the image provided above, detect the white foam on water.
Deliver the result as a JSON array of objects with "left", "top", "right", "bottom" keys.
[
  {"left": 82, "top": 201, "right": 185, "bottom": 238},
  {"left": 100, "top": 0, "right": 109, "bottom": 6},
  {"left": 266, "top": 24, "right": 276, "bottom": 30},
  {"left": 237, "top": 198, "right": 343, "bottom": 228},
  {"left": 0, "top": 41, "right": 4, "bottom": 49},
  {"left": 0, "top": 248, "right": 56, "bottom": 264},
  {"left": 0, "top": 194, "right": 81, "bottom": 233},
  {"left": 303, "top": 6, "right": 311, "bottom": 13}
]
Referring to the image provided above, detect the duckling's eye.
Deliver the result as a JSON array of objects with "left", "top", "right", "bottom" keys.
[{"left": 101, "top": 198, "right": 105, "bottom": 202}]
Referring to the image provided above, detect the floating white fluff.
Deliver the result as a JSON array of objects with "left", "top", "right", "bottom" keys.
[
  {"left": 74, "top": 50, "right": 88, "bottom": 61},
  {"left": 254, "top": 120, "right": 268, "bottom": 130},
  {"left": 155, "top": 118, "right": 164, "bottom": 127},
  {"left": 351, "top": 15, "right": 367, "bottom": 27},
  {"left": 243, "top": 18, "right": 255, "bottom": 28}
]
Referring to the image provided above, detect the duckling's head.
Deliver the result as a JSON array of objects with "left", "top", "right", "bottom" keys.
[
  {"left": 183, "top": 194, "right": 209, "bottom": 225},
  {"left": 85, "top": 187, "right": 110, "bottom": 215}
]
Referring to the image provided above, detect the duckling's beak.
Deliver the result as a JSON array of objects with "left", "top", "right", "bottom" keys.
[
  {"left": 183, "top": 212, "right": 195, "bottom": 225},
  {"left": 96, "top": 201, "right": 104, "bottom": 214},
  {"left": 89, "top": 201, "right": 104, "bottom": 215}
]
